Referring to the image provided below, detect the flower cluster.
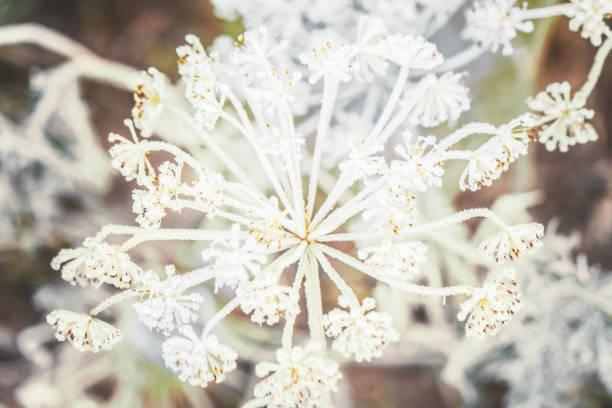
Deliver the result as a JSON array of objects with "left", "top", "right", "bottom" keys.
[{"left": 43, "top": 1, "right": 612, "bottom": 405}]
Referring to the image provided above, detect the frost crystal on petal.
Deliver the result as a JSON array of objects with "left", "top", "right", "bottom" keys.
[
  {"left": 299, "top": 40, "right": 355, "bottom": 84},
  {"left": 254, "top": 343, "right": 342, "bottom": 407},
  {"left": 46, "top": 310, "right": 121, "bottom": 352},
  {"left": 458, "top": 273, "right": 522, "bottom": 337},
  {"left": 162, "top": 326, "right": 237, "bottom": 387},
  {"left": 479, "top": 222, "right": 544, "bottom": 263},
  {"left": 323, "top": 297, "right": 399, "bottom": 362}
]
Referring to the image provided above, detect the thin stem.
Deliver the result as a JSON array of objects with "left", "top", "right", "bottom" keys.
[
  {"left": 90, "top": 290, "right": 139, "bottom": 316},
  {"left": 519, "top": 4, "right": 573, "bottom": 20},
  {"left": 318, "top": 207, "right": 507, "bottom": 242},
  {"left": 577, "top": 36, "right": 612, "bottom": 100},
  {"left": 223, "top": 91, "right": 295, "bottom": 217},
  {"left": 303, "top": 249, "right": 325, "bottom": 347},
  {"left": 281, "top": 253, "right": 307, "bottom": 350},
  {"left": 319, "top": 245, "right": 477, "bottom": 297},
  {"left": 306, "top": 78, "right": 340, "bottom": 219},
  {"left": 368, "top": 65, "right": 410, "bottom": 141},
  {"left": 167, "top": 105, "right": 262, "bottom": 195},
  {"left": 202, "top": 296, "right": 243, "bottom": 337},
  {"left": 437, "top": 122, "right": 498, "bottom": 151},
  {"left": 313, "top": 248, "right": 360, "bottom": 310},
  {"left": 120, "top": 228, "right": 240, "bottom": 251}
]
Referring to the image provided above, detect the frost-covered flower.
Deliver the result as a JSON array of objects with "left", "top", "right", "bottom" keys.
[
  {"left": 232, "top": 26, "right": 289, "bottom": 79},
  {"left": 133, "top": 265, "right": 203, "bottom": 335},
  {"left": 567, "top": 0, "right": 612, "bottom": 47},
  {"left": 202, "top": 224, "right": 266, "bottom": 292},
  {"left": 46, "top": 310, "right": 121, "bottom": 352},
  {"left": 177, "top": 35, "right": 226, "bottom": 130},
  {"left": 463, "top": 0, "right": 534, "bottom": 56},
  {"left": 162, "top": 326, "right": 237, "bottom": 387},
  {"left": 479, "top": 222, "right": 544, "bottom": 263},
  {"left": 383, "top": 34, "right": 442, "bottom": 68},
  {"left": 354, "top": 17, "right": 390, "bottom": 82},
  {"left": 131, "top": 67, "right": 167, "bottom": 137},
  {"left": 108, "top": 121, "right": 153, "bottom": 185},
  {"left": 459, "top": 116, "right": 533, "bottom": 191},
  {"left": 254, "top": 343, "right": 342, "bottom": 407},
  {"left": 299, "top": 40, "right": 355, "bottom": 84},
  {"left": 407, "top": 72, "right": 471, "bottom": 128},
  {"left": 527, "top": 81, "right": 598, "bottom": 152},
  {"left": 457, "top": 273, "right": 522, "bottom": 337},
  {"left": 358, "top": 239, "right": 427, "bottom": 281},
  {"left": 51, "top": 239, "right": 142, "bottom": 288},
  {"left": 391, "top": 133, "right": 444, "bottom": 192},
  {"left": 239, "top": 282, "right": 300, "bottom": 326},
  {"left": 362, "top": 183, "right": 416, "bottom": 235},
  {"left": 323, "top": 297, "right": 399, "bottom": 362}
]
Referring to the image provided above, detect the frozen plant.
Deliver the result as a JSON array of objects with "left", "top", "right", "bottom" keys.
[
  {"left": 43, "top": 2, "right": 612, "bottom": 407},
  {"left": 444, "top": 220, "right": 612, "bottom": 407}
]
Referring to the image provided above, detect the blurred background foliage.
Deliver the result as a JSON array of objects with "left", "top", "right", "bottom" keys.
[{"left": 0, "top": 1, "right": 610, "bottom": 407}]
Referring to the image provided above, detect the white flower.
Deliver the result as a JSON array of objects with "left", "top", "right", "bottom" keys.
[
  {"left": 457, "top": 273, "right": 522, "bottom": 337},
  {"left": 133, "top": 265, "right": 203, "bottom": 335},
  {"left": 131, "top": 67, "right": 166, "bottom": 137},
  {"left": 323, "top": 297, "right": 399, "bottom": 362},
  {"left": 254, "top": 343, "right": 341, "bottom": 408},
  {"left": 407, "top": 72, "right": 471, "bottom": 127},
  {"left": 362, "top": 182, "right": 416, "bottom": 235},
  {"left": 177, "top": 35, "right": 226, "bottom": 130},
  {"left": 51, "top": 239, "right": 142, "bottom": 289},
  {"left": 358, "top": 239, "right": 428, "bottom": 282},
  {"left": 527, "top": 81, "right": 598, "bottom": 152},
  {"left": 463, "top": 0, "right": 534, "bottom": 56},
  {"left": 46, "top": 310, "right": 121, "bottom": 352},
  {"left": 202, "top": 224, "right": 266, "bottom": 292},
  {"left": 232, "top": 26, "right": 289, "bottom": 79},
  {"left": 479, "top": 222, "right": 544, "bottom": 263},
  {"left": 162, "top": 326, "right": 237, "bottom": 387},
  {"left": 299, "top": 40, "right": 355, "bottom": 84},
  {"left": 383, "top": 34, "right": 442, "bottom": 69},
  {"left": 567, "top": 0, "right": 612, "bottom": 47},
  {"left": 391, "top": 133, "right": 444, "bottom": 192},
  {"left": 108, "top": 122, "right": 153, "bottom": 186},
  {"left": 354, "top": 17, "right": 390, "bottom": 82},
  {"left": 132, "top": 188, "right": 166, "bottom": 229},
  {"left": 459, "top": 116, "right": 533, "bottom": 191},
  {"left": 238, "top": 282, "right": 300, "bottom": 325},
  {"left": 338, "top": 139, "right": 387, "bottom": 181}
]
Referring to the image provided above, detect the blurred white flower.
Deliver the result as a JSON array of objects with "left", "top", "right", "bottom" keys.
[
  {"left": 358, "top": 239, "right": 428, "bottom": 281},
  {"left": 131, "top": 67, "right": 167, "bottom": 137},
  {"left": 567, "top": 0, "right": 612, "bottom": 47},
  {"left": 463, "top": 0, "right": 534, "bottom": 56}
]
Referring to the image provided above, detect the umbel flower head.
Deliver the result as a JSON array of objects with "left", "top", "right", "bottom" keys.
[
  {"left": 254, "top": 343, "right": 342, "bottom": 408},
  {"left": 45, "top": 2, "right": 612, "bottom": 403},
  {"left": 46, "top": 310, "right": 121, "bottom": 352},
  {"left": 457, "top": 272, "right": 523, "bottom": 338}
]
